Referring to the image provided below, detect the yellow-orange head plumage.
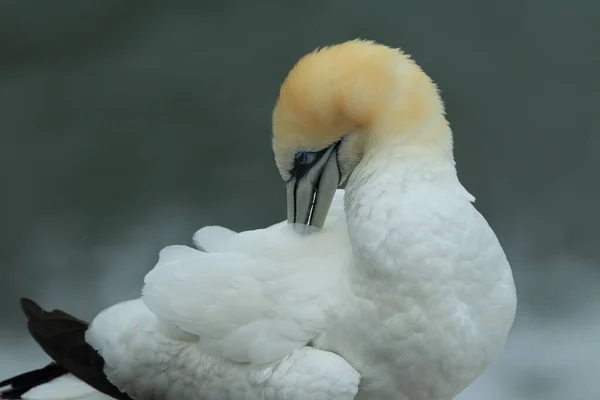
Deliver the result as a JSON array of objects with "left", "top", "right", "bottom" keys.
[{"left": 272, "top": 39, "right": 449, "bottom": 177}]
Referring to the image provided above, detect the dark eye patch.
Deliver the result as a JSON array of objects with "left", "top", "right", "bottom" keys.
[
  {"left": 294, "top": 151, "right": 315, "bottom": 165},
  {"left": 289, "top": 148, "right": 330, "bottom": 179}
]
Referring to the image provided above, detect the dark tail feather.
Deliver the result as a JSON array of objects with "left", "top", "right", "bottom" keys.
[
  {"left": 0, "top": 363, "right": 67, "bottom": 399},
  {"left": 0, "top": 298, "right": 132, "bottom": 400}
]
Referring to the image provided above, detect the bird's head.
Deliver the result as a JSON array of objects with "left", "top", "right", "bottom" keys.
[{"left": 272, "top": 39, "right": 449, "bottom": 230}]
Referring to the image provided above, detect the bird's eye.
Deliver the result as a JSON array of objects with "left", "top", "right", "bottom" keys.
[{"left": 294, "top": 151, "right": 316, "bottom": 165}]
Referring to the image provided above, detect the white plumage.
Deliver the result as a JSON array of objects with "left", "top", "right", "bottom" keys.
[
  {"left": 4, "top": 39, "right": 517, "bottom": 400},
  {"left": 81, "top": 190, "right": 361, "bottom": 400},
  {"left": 142, "top": 195, "right": 350, "bottom": 366}
]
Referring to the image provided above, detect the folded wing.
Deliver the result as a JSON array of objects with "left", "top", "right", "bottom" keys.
[
  {"left": 143, "top": 217, "right": 349, "bottom": 366},
  {"left": 191, "top": 190, "right": 347, "bottom": 257}
]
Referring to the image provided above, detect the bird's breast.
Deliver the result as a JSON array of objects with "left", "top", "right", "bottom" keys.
[
  {"left": 324, "top": 268, "right": 515, "bottom": 400},
  {"left": 325, "top": 184, "right": 516, "bottom": 399}
]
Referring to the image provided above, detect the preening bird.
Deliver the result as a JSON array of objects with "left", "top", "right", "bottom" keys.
[{"left": 0, "top": 39, "right": 517, "bottom": 400}]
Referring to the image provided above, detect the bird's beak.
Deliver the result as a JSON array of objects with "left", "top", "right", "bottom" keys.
[{"left": 287, "top": 144, "right": 340, "bottom": 233}]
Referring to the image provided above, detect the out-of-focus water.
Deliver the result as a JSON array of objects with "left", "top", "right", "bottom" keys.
[{"left": 1, "top": 2, "right": 598, "bottom": 399}]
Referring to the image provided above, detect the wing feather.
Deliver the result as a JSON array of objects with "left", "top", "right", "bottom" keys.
[
  {"left": 143, "top": 190, "right": 349, "bottom": 365},
  {"left": 142, "top": 224, "right": 348, "bottom": 365}
]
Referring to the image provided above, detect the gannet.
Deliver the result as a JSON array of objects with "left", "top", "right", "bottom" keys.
[{"left": 0, "top": 39, "right": 517, "bottom": 400}]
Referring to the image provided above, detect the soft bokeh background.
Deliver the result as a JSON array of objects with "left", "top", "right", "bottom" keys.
[{"left": 1, "top": 1, "right": 598, "bottom": 399}]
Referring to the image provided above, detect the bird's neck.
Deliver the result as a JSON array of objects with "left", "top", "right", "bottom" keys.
[
  {"left": 347, "top": 124, "right": 458, "bottom": 196},
  {"left": 343, "top": 126, "right": 469, "bottom": 275}
]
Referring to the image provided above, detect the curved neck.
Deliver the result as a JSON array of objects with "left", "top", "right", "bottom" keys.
[
  {"left": 343, "top": 126, "right": 466, "bottom": 274},
  {"left": 347, "top": 123, "right": 457, "bottom": 196}
]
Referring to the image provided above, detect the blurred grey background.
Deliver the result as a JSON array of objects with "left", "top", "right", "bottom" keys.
[{"left": 1, "top": 1, "right": 599, "bottom": 399}]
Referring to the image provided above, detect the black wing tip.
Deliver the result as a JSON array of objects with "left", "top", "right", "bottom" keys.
[
  {"left": 19, "top": 298, "right": 44, "bottom": 321},
  {"left": 8, "top": 298, "right": 133, "bottom": 400},
  {"left": 0, "top": 299, "right": 56, "bottom": 399},
  {"left": 0, "top": 363, "right": 67, "bottom": 399}
]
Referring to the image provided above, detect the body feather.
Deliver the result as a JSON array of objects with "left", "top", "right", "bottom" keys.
[{"left": 143, "top": 191, "right": 349, "bottom": 365}]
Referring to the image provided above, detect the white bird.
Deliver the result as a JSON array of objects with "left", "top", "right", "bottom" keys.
[{"left": 0, "top": 39, "right": 517, "bottom": 400}]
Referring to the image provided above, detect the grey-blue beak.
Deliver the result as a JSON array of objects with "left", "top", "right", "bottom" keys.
[{"left": 286, "top": 145, "right": 340, "bottom": 233}]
